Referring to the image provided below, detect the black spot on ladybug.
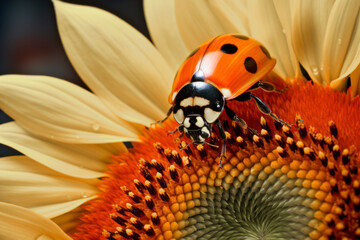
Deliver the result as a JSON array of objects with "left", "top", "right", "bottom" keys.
[
  {"left": 187, "top": 47, "right": 200, "bottom": 59},
  {"left": 191, "top": 70, "right": 205, "bottom": 82},
  {"left": 260, "top": 45, "right": 271, "bottom": 59},
  {"left": 232, "top": 35, "right": 249, "bottom": 40},
  {"left": 244, "top": 57, "right": 257, "bottom": 73},
  {"left": 220, "top": 44, "right": 238, "bottom": 54}
]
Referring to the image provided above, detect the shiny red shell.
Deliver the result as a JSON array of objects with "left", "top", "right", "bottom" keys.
[{"left": 168, "top": 34, "right": 276, "bottom": 104}]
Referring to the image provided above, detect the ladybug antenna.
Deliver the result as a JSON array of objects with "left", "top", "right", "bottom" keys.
[
  {"left": 179, "top": 141, "right": 194, "bottom": 151},
  {"left": 185, "top": 141, "right": 194, "bottom": 149},
  {"left": 168, "top": 124, "right": 183, "bottom": 134},
  {"left": 204, "top": 142, "right": 219, "bottom": 148}
]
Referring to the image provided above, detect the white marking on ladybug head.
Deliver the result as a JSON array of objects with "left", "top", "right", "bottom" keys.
[
  {"left": 201, "top": 127, "right": 210, "bottom": 135},
  {"left": 184, "top": 117, "right": 191, "bottom": 128},
  {"left": 173, "top": 109, "right": 184, "bottom": 123},
  {"left": 221, "top": 88, "right": 232, "bottom": 98},
  {"left": 195, "top": 116, "right": 204, "bottom": 127},
  {"left": 194, "top": 97, "right": 210, "bottom": 107},
  {"left": 201, "top": 126, "right": 210, "bottom": 139},
  {"left": 204, "top": 107, "right": 221, "bottom": 123},
  {"left": 198, "top": 135, "right": 205, "bottom": 142},
  {"left": 180, "top": 97, "right": 193, "bottom": 107}
]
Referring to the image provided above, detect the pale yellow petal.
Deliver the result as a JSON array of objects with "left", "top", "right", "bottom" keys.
[
  {"left": 54, "top": 0, "right": 172, "bottom": 125},
  {"left": 273, "top": 0, "right": 302, "bottom": 78},
  {"left": 292, "top": 0, "right": 334, "bottom": 84},
  {"left": 52, "top": 207, "right": 83, "bottom": 235},
  {"left": 247, "top": 0, "right": 299, "bottom": 79},
  {"left": 0, "top": 156, "right": 98, "bottom": 218},
  {"left": 329, "top": 76, "right": 349, "bottom": 91},
  {"left": 323, "top": 0, "right": 360, "bottom": 85},
  {"left": 0, "top": 121, "right": 124, "bottom": 178},
  {"left": 144, "top": 0, "right": 189, "bottom": 72},
  {"left": 0, "top": 75, "right": 139, "bottom": 143},
  {"left": 350, "top": 63, "right": 360, "bottom": 97},
  {"left": 0, "top": 202, "right": 71, "bottom": 240},
  {"left": 174, "top": 0, "right": 227, "bottom": 51},
  {"left": 1, "top": 155, "right": 59, "bottom": 174},
  {"left": 208, "top": 0, "right": 250, "bottom": 35},
  {"left": 33, "top": 197, "right": 95, "bottom": 219}
]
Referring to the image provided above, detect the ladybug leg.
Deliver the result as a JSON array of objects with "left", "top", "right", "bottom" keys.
[
  {"left": 152, "top": 106, "right": 173, "bottom": 125},
  {"left": 249, "top": 81, "right": 288, "bottom": 93},
  {"left": 175, "top": 132, "right": 184, "bottom": 142},
  {"left": 168, "top": 124, "right": 183, "bottom": 134},
  {"left": 215, "top": 120, "right": 226, "bottom": 168},
  {"left": 258, "top": 81, "right": 289, "bottom": 93},
  {"left": 248, "top": 82, "right": 261, "bottom": 91},
  {"left": 250, "top": 94, "right": 291, "bottom": 127},
  {"left": 224, "top": 104, "right": 259, "bottom": 135},
  {"left": 233, "top": 92, "right": 252, "bottom": 101},
  {"left": 248, "top": 81, "right": 289, "bottom": 93},
  {"left": 172, "top": 125, "right": 184, "bottom": 141}
]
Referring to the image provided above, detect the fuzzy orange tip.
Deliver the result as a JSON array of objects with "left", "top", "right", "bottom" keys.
[{"left": 72, "top": 80, "right": 360, "bottom": 240}]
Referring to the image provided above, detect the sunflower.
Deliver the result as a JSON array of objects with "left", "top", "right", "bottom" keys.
[{"left": 0, "top": 1, "right": 360, "bottom": 240}]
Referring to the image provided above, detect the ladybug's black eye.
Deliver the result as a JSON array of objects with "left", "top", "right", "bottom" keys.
[
  {"left": 221, "top": 44, "right": 238, "bottom": 54},
  {"left": 201, "top": 131, "right": 209, "bottom": 139},
  {"left": 214, "top": 100, "right": 222, "bottom": 110}
]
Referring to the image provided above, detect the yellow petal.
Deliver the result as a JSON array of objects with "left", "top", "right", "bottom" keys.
[
  {"left": 33, "top": 198, "right": 95, "bottom": 219},
  {"left": 144, "top": 0, "right": 189, "bottom": 72},
  {"left": 52, "top": 207, "right": 82, "bottom": 235},
  {"left": 53, "top": 0, "right": 172, "bottom": 125},
  {"left": 0, "top": 156, "right": 98, "bottom": 218},
  {"left": 208, "top": 0, "right": 250, "bottom": 35},
  {"left": 0, "top": 75, "right": 139, "bottom": 143},
  {"left": 246, "top": 0, "right": 299, "bottom": 79},
  {"left": 0, "top": 121, "right": 124, "bottom": 178},
  {"left": 0, "top": 202, "right": 71, "bottom": 240},
  {"left": 323, "top": 0, "right": 360, "bottom": 85},
  {"left": 329, "top": 76, "right": 348, "bottom": 92},
  {"left": 174, "top": 0, "right": 227, "bottom": 51},
  {"left": 273, "top": 0, "right": 302, "bottom": 78},
  {"left": 292, "top": 0, "right": 334, "bottom": 84}
]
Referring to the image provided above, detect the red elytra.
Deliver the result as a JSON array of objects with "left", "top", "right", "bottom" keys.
[{"left": 169, "top": 34, "right": 276, "bottom": 103}]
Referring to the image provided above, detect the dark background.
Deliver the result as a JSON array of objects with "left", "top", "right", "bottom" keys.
[{"left": 0, "top": 0, "right": 149, "bottom": 156}]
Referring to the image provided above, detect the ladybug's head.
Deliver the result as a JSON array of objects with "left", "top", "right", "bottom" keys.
[
  {"left": 172, "top": 81, "right": 225, "bottom": 144},
  {"left": 183, "top": 115, "right": 211, "bottom": 144}
]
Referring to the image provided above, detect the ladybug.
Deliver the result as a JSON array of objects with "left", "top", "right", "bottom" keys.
[{"left": 156, "top": 34, "right": 289, "bottom": 167}]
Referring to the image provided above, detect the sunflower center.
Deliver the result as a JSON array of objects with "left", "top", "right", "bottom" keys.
[
  {"left": 72, "top": 112, "right": 360, "bottom": 240},
  {"left": 183, "top": 171, "right": 314, "bottom": 240}
]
